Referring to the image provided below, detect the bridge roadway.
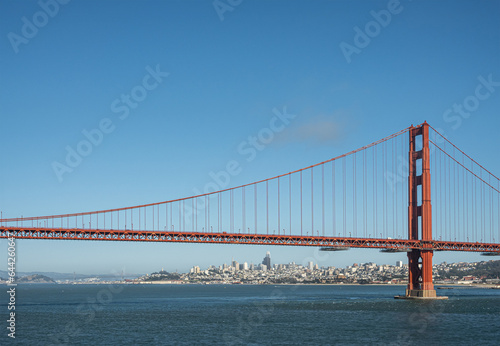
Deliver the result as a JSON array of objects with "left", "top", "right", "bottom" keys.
[{"left": 2, "top": 227, "right": 499, "bottom": 253}]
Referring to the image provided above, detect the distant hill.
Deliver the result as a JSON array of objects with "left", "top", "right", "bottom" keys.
[
  {"left": 144, "top": 271, "right": 182, "bottom": 281},
  {"left": 437, "top": 260, "right": 500, "bottom": 280},
  {"left": 16, "top": 274, "right": 56, "bottom": 284}
]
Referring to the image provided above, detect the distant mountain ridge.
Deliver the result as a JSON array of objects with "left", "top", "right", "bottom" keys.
[{"left": 0, "top": 270, "right": 143, "bottom": 281}]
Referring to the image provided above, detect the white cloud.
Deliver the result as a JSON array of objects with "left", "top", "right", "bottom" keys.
[{"left": 274, "top": 110, "right": 349, "bottom": 145}]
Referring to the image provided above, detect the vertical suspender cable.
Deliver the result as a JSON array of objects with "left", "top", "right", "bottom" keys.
[
  {"left": 364, "top": 149, "right": 367, "bottom": 238},
  {"left": 466, "top": 159, "right": 469, "bottom": 240},
  {"left": 444, "top": 145, "right": 447, "bottom": 240},
  {"left": 445, "top": 142, "right": 453, "bottom": 240},
  {"left": 266, "top": 180, "right": 269, "bottom": 235},
  {"left": 454, "top": 150, "right": 457, "bottom": 240},
  {"left": 490, "top": 175, "right": 493, "bottom": 242},
  {"left": 438, "top": 141, "right": 441, "bottom": 240},
  {"left": 277, "top": 178, "right": 280, "bottom": 235},
  {"left": 289, "top": 173, "right": 292, "bottom": 235},
  {"left": 402, "top": 136, "right": 405, "bottom": 238},
  {"left": 300, "top": 170, "right": 303, "bottom": 236},
  {"left": 254, "top": 184, "right": 257, "bottom": 234},
  {"left": 332, "top": 161, "right": 336, "bottom": 237},
  {"left": 393, "top": 138, "right": 396, "bottom": 238},
  {"left": 205, "top": 196, "right": 208, "bottom": 232},
  {"left": 473, "top": 162, "right": 476, "bottom": 242},
  {"left": 343, "top": 157, "right": 346, "bottom": 237},
  {"left": 243, "top": 187, "right": 246, "bottom": 234},
  {"left": 374, "top": 146, "right": 377, "bottom": 237},
  {"left": 481, "top": 171, "right": 484, "bottom": 242},
  {"left": 311, "top": 167, "right": 314, "bottom": 236},
  {"left": 462, "top": 155, "right": 465, "bottom": 241},
  {"left": 384, "top": 141, "right": 387, "bottom": 239},
  {"left": 353, "top": 153, "right": 356, "bottom": 237},
  {"left": 322, "top": 164, "right": 325, "bottom": 237}
]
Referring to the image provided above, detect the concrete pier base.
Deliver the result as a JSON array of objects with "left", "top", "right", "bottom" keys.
[{"left": 394, "top": 289, "right": 448, "bottom": 300}]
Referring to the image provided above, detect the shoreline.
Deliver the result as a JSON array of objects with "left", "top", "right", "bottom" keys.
[{"left": 2, "top": 282, "right": 499, "bottom": 289}]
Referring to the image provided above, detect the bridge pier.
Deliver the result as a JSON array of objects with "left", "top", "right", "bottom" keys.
[
  {"left": 396, "top": 122, "right": 447, "bottom": 300},
  {"left": 401, "top": 249, "right": 441, "bottom": 299}
]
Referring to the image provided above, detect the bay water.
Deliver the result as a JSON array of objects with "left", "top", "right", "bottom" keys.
[{"left": 2, "top": 284, "right": 499, "bottom": 345}]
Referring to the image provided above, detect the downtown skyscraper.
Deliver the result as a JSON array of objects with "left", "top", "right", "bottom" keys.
[{"left": 262, "top": 251, "right": 271, "bottom": 269}]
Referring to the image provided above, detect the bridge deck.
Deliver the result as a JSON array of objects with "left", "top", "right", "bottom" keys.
[{"left": 1, "top": 227, "right": 499, "bottom": 253}]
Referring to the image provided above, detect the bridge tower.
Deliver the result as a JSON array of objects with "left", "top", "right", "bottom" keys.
[{"left": 406, "top": 122, "right": 437, "bottom": 298}]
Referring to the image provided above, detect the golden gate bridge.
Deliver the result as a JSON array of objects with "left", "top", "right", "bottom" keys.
[{"left": 1, "top": 122, "right": 499, "bottom": 298}]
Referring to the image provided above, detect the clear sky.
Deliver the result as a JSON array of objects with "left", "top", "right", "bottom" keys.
[{"left": 1, "top": 0, "right": 499, "bottom": 275}]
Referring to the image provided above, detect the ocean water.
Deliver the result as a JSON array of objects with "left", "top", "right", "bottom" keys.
[{"left": 2, "top": 284, "right": 499, "bottom": 345}]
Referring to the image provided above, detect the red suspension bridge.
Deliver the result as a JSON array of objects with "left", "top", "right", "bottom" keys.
[{"left": 1, "top": 122, "right": 499, "bottom": 298}]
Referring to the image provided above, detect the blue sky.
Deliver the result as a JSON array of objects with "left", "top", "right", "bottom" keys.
[{"left": 1, "top": 0, "right": 499, "bottom": 275}]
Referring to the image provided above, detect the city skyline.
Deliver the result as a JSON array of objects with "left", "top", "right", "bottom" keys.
[
  {"left": 136, "top": 256, "right": 500, "bottom": 287},
  {"left": 3, "top": 254, "right": 498, "bottom": 285}
]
